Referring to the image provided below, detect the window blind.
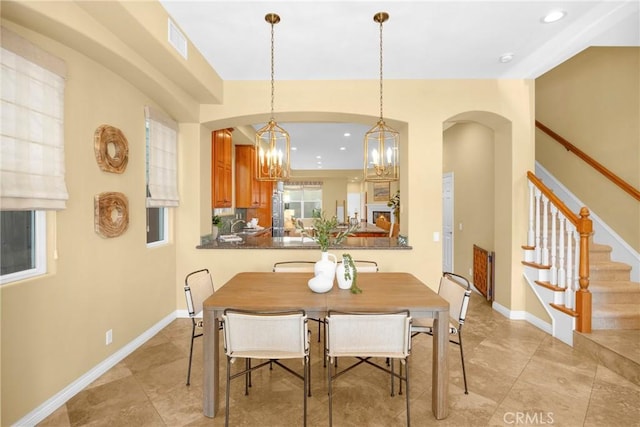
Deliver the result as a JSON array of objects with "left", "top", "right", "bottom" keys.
[
  {"left": 145, "top": 105, "right": 179, "bottom": 207},
  {"left": 0, "top": 27, "right": 68, "bottom": 210}
]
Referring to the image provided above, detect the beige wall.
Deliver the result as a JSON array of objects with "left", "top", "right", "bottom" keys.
[
  {"left": 536, "top": 47, "right": 640, "bottom": 252},
  {"left": 0, "top": 20, "right": 178, "bottom": 425},
  {"left": 443, "top": 122, "right": 495, "bottom": 277},
  {"left": 1, "top": 2, "right": 538, "bottom": 424},
  {"left": 193, "top": 79, "right": 535, "bottom": 312}
]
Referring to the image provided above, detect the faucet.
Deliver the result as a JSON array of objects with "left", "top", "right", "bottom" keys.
[{"left": 230, "top": 219, "right": 246, "bottom": 233}]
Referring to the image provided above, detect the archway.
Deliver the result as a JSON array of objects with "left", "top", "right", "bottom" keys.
[{"left": 442, "top": 111, "right": 513, "bottom": 305}]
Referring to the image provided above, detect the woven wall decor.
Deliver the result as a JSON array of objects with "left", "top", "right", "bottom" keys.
[
  {"left": 94, "top": 124, "right": 129, "bottom": 173},
  {"left": 94, "top": 192, "right": 129, "bottom": 238}
]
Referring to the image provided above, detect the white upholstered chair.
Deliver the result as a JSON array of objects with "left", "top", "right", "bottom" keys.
[
  {"left": 222, "top": 309, "right": 310, "bottom": 427},
  {"left": 411, "top": 272, "right": 472, "bottom": 394},
  {"left": 325, "top": 310, "right": 412, "bottom": 426},
  {"left": 184, "top": 268, "right": 215, "bottom": 386}
]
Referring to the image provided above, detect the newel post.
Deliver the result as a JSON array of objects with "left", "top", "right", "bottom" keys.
[{"left": 575, "top": 207, "right": 593, "bottom": 333}]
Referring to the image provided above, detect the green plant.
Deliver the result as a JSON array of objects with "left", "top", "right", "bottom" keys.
[
  {"left": 296, "top": 211, "right": 358, "bottom": 252},
  {"left": 342, "top": 253, "right": 362, "bottom": 294},
  {"left": 212, "top": 215, "right": 222, "bottom": 227}
]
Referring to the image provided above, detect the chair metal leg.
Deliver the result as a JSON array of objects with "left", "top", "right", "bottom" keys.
[
  {"left": 186, "top": 321, "right": 196, "bottom": 386},
  {"left": 328, "top": 357, "right": 333, "bottom": 427},
  {"left": 405, "top": 359, "right": 410, "bottom": 427},
  {"left": 390, "top": 358, "right": 395, "bottom": 396},
  {"left": 303, "top": 356, "right": 309, "bottom": 427},
  {"left": 225, "top": 356, "right": 232, "bottom": 427},
  {"left": 458, "top": 332, "right": 468, "bottom": 394},
  {"left": 245, "top": 359, "right": 251, "bottom": 395},
  {"left": 398, "top": 360, "right": 403, "bottom": 395}
]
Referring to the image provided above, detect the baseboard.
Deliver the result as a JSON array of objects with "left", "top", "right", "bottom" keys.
[
  {"left": 176, "top": 309, "right": 190, "bottom": 318},
  {"left": 492, "top": 301, "right": 552, "bottom": 334},
  {"left": 15, "top": 311, "right": 177, "bottom": 427}
]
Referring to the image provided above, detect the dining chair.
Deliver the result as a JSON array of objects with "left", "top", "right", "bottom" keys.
[
  {"left": 325, "top": 310, "right": 412, "bottom": 426},
  {"left": 184, "top": 268, "right": 215, "bottom": 386},
  {"left": 222, "top": 309, "right": 310, "bottom": 427},
  {"left": 273, "top": 261, "right": 324, "bottom": 342},
  {"left": 411, "top": 272, "right": 472, "bottom": 394}
]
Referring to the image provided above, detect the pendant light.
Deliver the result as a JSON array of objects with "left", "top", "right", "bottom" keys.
[
  {"left": 255, "top": 13, "right": 291, "bottom": 181},
  {"left": 364, "top": 12, "right": 399, "bottom": 182}
]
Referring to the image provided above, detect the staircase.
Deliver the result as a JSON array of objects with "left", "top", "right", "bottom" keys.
[
  {"left": 588, "top": 242, "right": 640, "bottom": 329},
  {"left": 523, "top": 171, "right": 640, "bottom": 347}
]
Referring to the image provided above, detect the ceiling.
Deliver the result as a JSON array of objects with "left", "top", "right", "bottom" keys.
[{"left": 159, "top": 1, "right": 639, "bottom": 171}]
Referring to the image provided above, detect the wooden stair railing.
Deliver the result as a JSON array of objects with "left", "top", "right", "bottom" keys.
[
  {"left": 536, "top": 120, "right": 640, "bottom": 202},
  {"left": 527, "top": 171, "right": 593, "bottom": 333}
]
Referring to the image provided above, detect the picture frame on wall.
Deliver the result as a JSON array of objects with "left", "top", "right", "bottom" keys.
[{"left": 373, "top": 182, "right": 390, "bottom": 201}]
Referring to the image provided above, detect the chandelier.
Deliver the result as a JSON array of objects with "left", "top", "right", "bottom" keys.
[
  {"left": 364, "top": 12, "right": 399, "bottom": 182},
  {"left": 255, "top": 13, "right": 291, "bottom": 181}
]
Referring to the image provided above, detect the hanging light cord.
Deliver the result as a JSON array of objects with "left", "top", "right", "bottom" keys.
[
  {"left": 378, "top": 17, "right": 384, "bottom": 122},
  {"left": 270, "top": 19, "right": 275, "bottom": 120}
]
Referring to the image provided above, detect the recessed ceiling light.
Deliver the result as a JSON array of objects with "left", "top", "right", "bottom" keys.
[
  {"left": 291, "top": 146, "right": 297, "bottom": 151},
  {"left": 499, "top": 53, "right": 514, "bottom": 63},
  {"left": 339, "top": 146, "right": 347, "bottom": 151},
  {"left": 343, "top": 132, "right": 351, "bottom": 137},
  {"left": 542, "top": 10, "right": 567, "bottom": 24},
  {"left": 316, "top": 155, "right": 322, "bottom": 159}
]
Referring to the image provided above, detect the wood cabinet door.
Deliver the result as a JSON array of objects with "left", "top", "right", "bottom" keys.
[
  {"left": 212, "top": 129, "right": 232, "bottom": 208},
  {"left": 235, "top": 145, "right": 255, "bottom": 208}
]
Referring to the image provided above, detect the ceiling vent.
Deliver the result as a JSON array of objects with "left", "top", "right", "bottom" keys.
[{"left": 168, "top": 18, "right": 188, "bottom": 59}]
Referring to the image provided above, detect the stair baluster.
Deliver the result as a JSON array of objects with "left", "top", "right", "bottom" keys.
[{"left": 550, "top": 205, "right": 558, "bottom": 286}]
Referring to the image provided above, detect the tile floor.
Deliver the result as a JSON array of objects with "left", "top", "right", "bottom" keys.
[{"left": 39, "top": 293, "right": 640, "bottom": 426}]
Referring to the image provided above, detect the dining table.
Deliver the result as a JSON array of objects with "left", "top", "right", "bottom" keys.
[{"left": 202, "top": 271, "right": 450, "bottom": 420}]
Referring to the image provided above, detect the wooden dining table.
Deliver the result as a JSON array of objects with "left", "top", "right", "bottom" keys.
[{"left": 202, "top": 271, "right": 450, "bottom": 420}]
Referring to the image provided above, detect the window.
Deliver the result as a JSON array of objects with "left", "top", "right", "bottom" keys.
[
  {"left": 0, "top": 28, "right": 67, "bottom": 284},
  {"left": 0, "top": 211, "right": 46, "bottom": 284},
  {"left": 144, "top": 106, "right": 178, "bottom": 245},
  {"left": 284, "top": 182, "right": 322, "bottom": 219},
  {"left": 146, "top": 206, "right": 167, "bottom": 245}
]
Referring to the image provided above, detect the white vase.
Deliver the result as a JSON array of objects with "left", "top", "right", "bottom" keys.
[
  {"left": 336, "top": 257, "right": 353, "bottom": 290},
  {"left": 308, "top": 274, "right": 333, "bottom": 293},
  {"left": 211, "top": 226, "right": 219, "bottom": 240},
  {"left": 314, "top": 251, "right": 337, "bottom": 279}
]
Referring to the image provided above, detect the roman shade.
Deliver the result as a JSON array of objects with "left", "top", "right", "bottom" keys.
[
  {"left": 0, "top": 27, "right": 68, "bottom": 210},
  {"left": 145, "top": 105, "right": 179, "bottom": 207}
]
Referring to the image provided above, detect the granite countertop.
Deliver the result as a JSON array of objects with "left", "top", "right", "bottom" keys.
[{"left": 197, "top": 233, "right": 410, "bottom": 250}]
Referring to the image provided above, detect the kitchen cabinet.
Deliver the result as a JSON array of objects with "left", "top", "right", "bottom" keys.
[
  {"left": 235, "top": 145, "right": 273, "bottom": 226},
  {"left": 212, "top": 129, "right": 233, "bottom": 208}
]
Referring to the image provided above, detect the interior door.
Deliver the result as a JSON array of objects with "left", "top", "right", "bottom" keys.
[{"left": 442, "top": 173, "right": 454, "bottom": 273}]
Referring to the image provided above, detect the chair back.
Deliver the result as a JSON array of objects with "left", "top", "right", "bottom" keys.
[
  {"left": 438, "top": 273, "right": 471, "bottom": 327},
  {"left": 273, "top": 261, "right": 315, "bottom": 272},
  {"left": 185, "top": 268, "right": 214, "bottom": 318},
  {"left": 222, "top": 309, "right": 309, "bottom": 359},
  {"left": 326, "top": 310, "right": 411, "bottom": 359}
]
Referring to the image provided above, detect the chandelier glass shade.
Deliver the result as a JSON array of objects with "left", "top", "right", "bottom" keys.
[
  {"left": 255, "top": 119, "right": 290, "bottom": 181},
  {"left": 255, "top": 13, "right": 291, "bottom": 181},
  {"left": 364, "top": 11, "right": 399, "bottom": 182}
]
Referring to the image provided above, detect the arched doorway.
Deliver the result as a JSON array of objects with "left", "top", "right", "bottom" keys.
[{"left": 442, "top": 111, "right": 512, "bottom": 303}]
